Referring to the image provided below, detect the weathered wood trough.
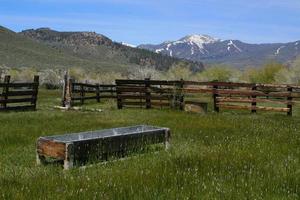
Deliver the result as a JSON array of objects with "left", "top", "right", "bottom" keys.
[{"left": 36, "top": 125, "right": 171, "bottom": 169}]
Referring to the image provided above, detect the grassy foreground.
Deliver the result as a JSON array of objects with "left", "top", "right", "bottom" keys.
[{"left": 1, "top": 90, "right": 300, "bottom": 199}]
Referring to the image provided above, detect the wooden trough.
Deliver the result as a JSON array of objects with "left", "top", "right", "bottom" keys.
[{"left": 36, "top": 125, "right": 171, "bottom": 169}]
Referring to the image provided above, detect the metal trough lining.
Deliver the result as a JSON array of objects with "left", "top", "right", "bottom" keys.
[{"left": 40, "top": 125, "right": 168, "bottom": 143}]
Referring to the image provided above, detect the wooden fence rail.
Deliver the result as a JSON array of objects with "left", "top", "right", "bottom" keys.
[
  {"left": 116, "top": 79, "right": 300, "bottom": 115},
  {"left": 0, "top": 75, "right": 39, "bottom": 111},
  {"left": 183, "top": 81, "right": 300, "bottom": 116}
]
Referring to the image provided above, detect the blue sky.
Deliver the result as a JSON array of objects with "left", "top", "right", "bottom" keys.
[{"left": 1, "top": 0, "right": 300, "bottom": 45}]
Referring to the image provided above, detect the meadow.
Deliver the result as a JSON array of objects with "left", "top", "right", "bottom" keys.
[{"left": 0, "top": 89, "right": 300, "bottom": 199}]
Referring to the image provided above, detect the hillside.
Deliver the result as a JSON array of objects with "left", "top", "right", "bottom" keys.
[
  {"left": 0, "top": 26, "right": 124, "bottom": 72},
  {"left": 0, "top": 26, "right": 203, "bottom": 73},
  {"left": 12, "top": 27, "right": 203, "bottom": 72},
  {"left": 139, "top": 34, "right": 300, "bottom": 68}
]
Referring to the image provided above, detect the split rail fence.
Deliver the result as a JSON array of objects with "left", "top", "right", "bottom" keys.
[
  {"left": 115, "top": 79, "right": 184, "bottom": 109},
  {"left": 62, "top": 77, "right": 300, "bottom": 116},
  {"left": 0, "top": 75, "right": 39, "bottom": 111},
  {"left": 183, "top": 81, "right": 300, "bottom": 116}
]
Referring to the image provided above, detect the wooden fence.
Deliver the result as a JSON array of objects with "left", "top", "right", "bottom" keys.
[
  {"left": 116, "top": 79, "right": 300, "bottom": 115},
  {"left": 0, "top": 75, "right": 39, "bottom": 111},
  {"left": 62, "top": 77, "right": 300, "bottom": 116},
  {"left": 62, "top": 78, "right": 116, "bottom": 106},
  {"left": 116, "top": 79, "right": 184, "bottom": 109},
  {"left": 183, "top": 81, "right": 300, "bottom": 116}
]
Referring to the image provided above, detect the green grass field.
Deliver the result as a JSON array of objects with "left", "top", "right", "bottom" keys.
[{"left": 1, "top": 90, "right": 300, "bottom": 199}]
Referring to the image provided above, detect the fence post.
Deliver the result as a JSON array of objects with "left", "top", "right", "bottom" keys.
[
  {"left": 251, "top": 85, "right": 257, "bottom": 113},
  {"left": 96, "top": 84, "right": 100, "bottom": 103},
  {"left": 179, "top": 79, "right": 185, "bottom": 110},
  {"left": 213, "top": 85, "right": 219, "bottom": 112},
  {"left": 65, "top": 78, "right": 73, "bottom": 108},
  {"left": 116, "top": 81, "right": 123, "bottom": 109},
  {"left": 2, "top": 75, "right": 10, "bottom": 109},
  {"left": 32, "top": 76, "right": 39, "bottom": 110},
  {"left": 287, "top": 87, "right": 293, "bottom": 116},
  {"left": 80, "top": 84, "right": 84, "bottom": 105},
  {"left": 145, "top": 78, "right": 151, "bottom": 109},
  {"left": 61, "top": 71, "right": 68, "bottom": 107}
]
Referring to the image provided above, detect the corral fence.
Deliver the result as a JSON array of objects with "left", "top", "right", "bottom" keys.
[
  {"left": 183, "top": 81, "right": 300, "bottom": 116},
  {"left": 115, "top": 79, "right": 184, "bottom": 109},
  {"left": 61, "top": 76, "right": 300, "bottom": 116},
  {"left": 0, "top": 75, "right": 39, "bottom": 111},
  {"left": 116, "top": 79, "right": 300, "bottom": 116},
  {"left": 62, "top": 77, "right": 116, "bottom": 107}
]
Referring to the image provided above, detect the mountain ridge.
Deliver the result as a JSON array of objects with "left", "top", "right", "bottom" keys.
[
  {"left": 0, "top": 26, "right": 204, "bottom": 73},
  {"left": 139, "top": 34, "right": 300, "bottom": 68}
]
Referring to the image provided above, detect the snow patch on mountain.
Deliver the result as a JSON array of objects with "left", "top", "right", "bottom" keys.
[
  {"left": 166, "top": 43, "right": 172, "bottom": 51},
  {"left": 275, "top": 46, "right": 285, "bottom": 55},
  {"left": 180, "top": 34, "right": 219, "bottom": 49},
  {"left": 121, "top": 42, "right": 136, "bottom": 48},
  {"left": 227, "top": 40, "right": 242, "bottom": 52},
  {"left": 155, "top": 48, "right": 164, "bottom": 53}
]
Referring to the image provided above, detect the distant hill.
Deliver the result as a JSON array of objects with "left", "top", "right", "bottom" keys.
[
  {"left": 139, "top": 34, "right": 300, "bottom": 68},
  {"left": 0, "top": 26, "right": 202, "bottom": 72}
]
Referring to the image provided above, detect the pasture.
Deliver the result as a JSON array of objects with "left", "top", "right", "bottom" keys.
[{"left": 1, "top": 89, "right": 300, "bottom": 199}]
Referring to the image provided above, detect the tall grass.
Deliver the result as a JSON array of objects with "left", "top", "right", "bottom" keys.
[{"left": 0, "top": 90, "right": 300, "bottom": 199}]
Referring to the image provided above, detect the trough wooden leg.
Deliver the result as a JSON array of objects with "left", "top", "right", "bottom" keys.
[
  {"left": 164, "top": 129, "right": 171, "bottom": 150},
  {"left": 64, "top": 143, "right": 74, "bottom": 170},
  {"left": 36, "top": 153, "right": 46, "bottom": 166}
]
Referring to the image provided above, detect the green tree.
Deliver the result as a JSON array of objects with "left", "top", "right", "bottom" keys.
[
  {"left": 244, "top": 61, "right": 285, "bottom": 83},
  {"left": 275, "top": 57, "right": 300, "bottom": 84},
  {"left": 166, "top": 63, "right": 192, "bottom": 80},
  {"left": 196, "top": 65, "right": 240, "bottom": 82}
]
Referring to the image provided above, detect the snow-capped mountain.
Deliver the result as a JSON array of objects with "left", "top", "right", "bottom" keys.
[{"left": 139, "top": 34, "right": 300, "bottom": 68}]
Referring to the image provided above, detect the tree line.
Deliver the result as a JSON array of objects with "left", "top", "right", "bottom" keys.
[{"left": 1, "top": 57, "right": 300, "bottom": 88}]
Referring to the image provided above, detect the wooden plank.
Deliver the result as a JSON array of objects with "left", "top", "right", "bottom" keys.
[
  {"left": 118, "top": 94, "right": 172, "bottom": 100},
  {"left": 7, "top": 90, "right": 35, "bottom": 96},
  {"left": 213, "top": 85, "right": 219, "bottom": 112},
  {"left": 287, "top": 87, "right": 293, "bottom": 116},
  {"left": 184, "top": 81, "right": 300, "bottom": 89},
  {"left": 100, "top": 95, "right": 117, "bottom": 98},
  {"left": 99, "top": 84, "right": 116, "bottom": 87},
  {"left": 0, "top": 105, "right": 36, "bottom": 111},
  {"left": 116, "top": 79, "right": 180, "bottom": 86},
  {"left": 149, "top": 89, "right": 174, "bottom": 94},
  {"left": 99, "top": 90, "right": 116, "bottom": 93},
  {"left": 123, "top": 101, "right": 146, "bottom": 106},
  {"left": 151, "top": 101, "right": 170, "bottom": 106},
  {"left": 32, "top": 76, "right": 39, "bottom": 110},
  {"left": 96, "top": 84, "right": 100, "bottom": 103},
  {"left": 217, "top": 97, "right": 295, "bottom": 105},
  {"left": 73, "top": 82, "right": 98, "bottom": 88},
  {"left": 117, "top": 87, "right": 147, "bottom": 93},
  {"left": 72, "top": 96, "right": 97, "bottom": 101},
  {"left": 0, "top": 97, "right": 34, "bottom": 104},
  {"left": 183, "top": 88, "right": 214, "bottom": 94},
  {"left": 37, "top": 138, "right": 66, "bottom": 160},
  {"left": 217, "top": 103, "right": 290, "bottom": 112},
  {"left": 72, "top": 89, "right": 96, "bottom": 94},
  {"left": 0, "top": 82, "right": 38, "bottom": 88},
  {"left": 145, "top": 78, "right": 151, "bottom": 109},
  {"left": 184, "top": 88, "right": 300, "bottom": 97},
  {"left": 1, "top": 75, "right": 10, "bottom": 108},
  {"left": 184, "top": 81, "right": 255, "bottom": 88}
]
